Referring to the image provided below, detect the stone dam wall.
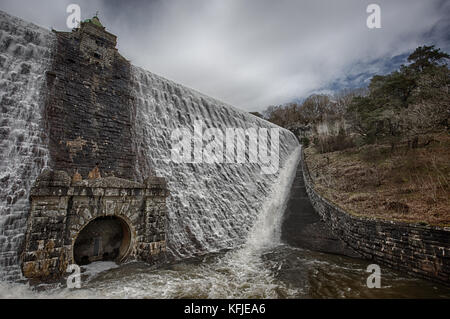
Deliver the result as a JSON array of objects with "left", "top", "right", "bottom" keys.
[
  {"left": 0, "top": 11, "right": 300, "bottom": 280},
  {"left": 301, "top": 149, "right": 450, "bottom": 286}
]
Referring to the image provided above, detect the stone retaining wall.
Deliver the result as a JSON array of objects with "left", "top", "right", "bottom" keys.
[{"left": 301, "top": 149, "right": 450, "bottom": 286}]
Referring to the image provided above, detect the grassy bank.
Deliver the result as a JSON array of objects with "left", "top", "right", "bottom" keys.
[{"left": 304, "top": 133, "right": 450, "bottom": 226}]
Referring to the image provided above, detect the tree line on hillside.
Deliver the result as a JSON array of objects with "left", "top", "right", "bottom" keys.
[{"left": 257, "top": 46, "right": 450, "bottom": 153}]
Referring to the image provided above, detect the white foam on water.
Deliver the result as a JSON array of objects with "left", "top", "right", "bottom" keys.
[{"left": 81, "top": 261, "right": 119, "bottom": 281}]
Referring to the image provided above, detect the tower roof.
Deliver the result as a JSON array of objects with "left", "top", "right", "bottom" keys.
[{"left": 82, "top": 16, "right": 103, "bottom": 28}]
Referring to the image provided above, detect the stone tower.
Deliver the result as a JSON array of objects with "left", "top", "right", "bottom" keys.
[
  {"left": 20, "top": 18, "right": 168, "bottom": 282},
  {"left": 77, "top": 16, "right": 118, "bottom": 67},
  {"left": 44, "top": 16, "right": 141, "bottom": 181}
]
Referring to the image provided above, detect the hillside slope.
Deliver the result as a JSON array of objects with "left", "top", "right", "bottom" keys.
[{"left": 304, "top": 133, "right": 450, "bottom": 226}]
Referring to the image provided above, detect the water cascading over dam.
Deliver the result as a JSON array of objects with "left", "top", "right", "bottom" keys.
[
  {"left": 0, "top": 11, "right": 54, "bottom": 281},
  {"left": 0, "top": 11, "right": 300, "bottom": 281},
  {"left": 131, "top": 68, "right": 299, "bottom": 258}
]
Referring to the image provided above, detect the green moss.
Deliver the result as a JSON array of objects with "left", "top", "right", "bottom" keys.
[{"left": 83, "top": 16, "right": 103, "bottom": 28}]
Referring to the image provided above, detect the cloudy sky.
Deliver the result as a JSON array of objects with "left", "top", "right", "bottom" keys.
[{"left": 1, "top": 0, "right": 449, "bottom": 111}]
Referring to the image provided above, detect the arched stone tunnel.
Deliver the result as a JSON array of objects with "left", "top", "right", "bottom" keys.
[{"left": 73, "top": 215, "right": 132, "bottom": 265}]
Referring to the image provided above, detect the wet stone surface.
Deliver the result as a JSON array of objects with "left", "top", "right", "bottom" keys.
[{"left": 20, "top": 169, "right": 169, "bottom": 282}]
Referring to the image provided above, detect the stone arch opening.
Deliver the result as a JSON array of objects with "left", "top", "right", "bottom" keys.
[{"left": 73, "top": 216, "right": 132, "bottom": 265}]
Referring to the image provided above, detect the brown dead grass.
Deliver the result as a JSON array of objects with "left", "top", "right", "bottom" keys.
[{"left": 304, "top": 133, "right": 450, "bottom": 226}]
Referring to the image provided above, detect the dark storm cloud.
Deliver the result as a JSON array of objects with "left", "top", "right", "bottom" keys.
[{"left": 1, "top": 0, "right": 448, "bottom": 110}]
